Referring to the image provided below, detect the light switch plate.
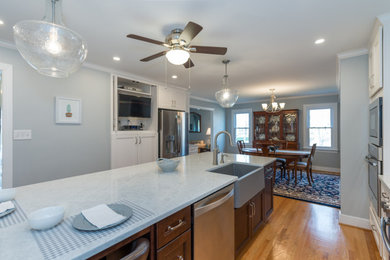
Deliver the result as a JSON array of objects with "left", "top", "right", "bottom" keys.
[{"left": 14, "top": 129, "right": 32, "bottom": 140}]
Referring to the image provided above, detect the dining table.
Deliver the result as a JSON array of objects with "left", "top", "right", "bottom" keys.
[{"left": 241, "top": 147, "right": 311, "bottom": 185}]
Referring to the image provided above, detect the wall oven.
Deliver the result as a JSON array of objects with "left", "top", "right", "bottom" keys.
[
  {"left": 369, "top": 97, "right": 383, "bottom": 146},
  {"left": 366, "top": 143, "right": 383, "bottom": 215}
]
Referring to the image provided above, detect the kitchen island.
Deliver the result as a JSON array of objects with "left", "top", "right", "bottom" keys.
[{"left": 0, "top": 152, "right": 275, "bottom": 259}]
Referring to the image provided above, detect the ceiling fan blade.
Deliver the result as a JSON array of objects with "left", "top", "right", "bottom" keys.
[
  {"left": 190, "top": 45, "right": 227, "bottom": 55},
  {"left": 127, "top": 34, "right": 164, "bottom": 46},
  {"left": 183, "top": 58, "right": 195, "bottom": 69},
  {"left": 180, "top": 22, "right": 203, "bottom": 44},
  {"left": 140, "top": 51, "right": 167, "bottom": 62}
]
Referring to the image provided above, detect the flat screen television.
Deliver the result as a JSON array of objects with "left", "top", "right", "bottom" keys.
[{"left": 118, "top": 94, "right": 151, "bottom": 118}]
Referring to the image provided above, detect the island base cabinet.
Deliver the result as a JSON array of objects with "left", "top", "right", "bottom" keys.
[
  {"left": 157, "top": 229, "right": 191, "bottom": 260},
  {"left": 235, "top": 190, "right": 264, "bottom": 255}
]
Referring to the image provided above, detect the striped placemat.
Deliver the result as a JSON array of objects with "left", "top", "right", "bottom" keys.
[
  {"left": 31, "top": 200, "right": 154, "bottom": 260},
  {"left": 0, "top": 200, "right": 27, "bottom": 228}
]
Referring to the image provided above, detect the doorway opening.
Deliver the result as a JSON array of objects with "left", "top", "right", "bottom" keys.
[
  {"left": 0, "top": 63, "right": 13, "bottom": 188},
  {"left": 189, "top": 106, "right": 214, "bottom": 154}
]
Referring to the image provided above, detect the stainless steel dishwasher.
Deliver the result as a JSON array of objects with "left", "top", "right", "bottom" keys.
[{"left": 194, "top": 184, "right": 234, "bottom": 260}]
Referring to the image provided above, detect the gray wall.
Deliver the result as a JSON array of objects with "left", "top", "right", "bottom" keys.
[
  {"left": 190, "top": 98, "right": 226, "bottom": 152},
  {"left": 0, "top": 47, "right": 111, "bottom": 187},
  {"left": 189, "top": 108, "right": 212, "bottom": 143},
  {"left": 224, "top": 95, "right": 340, "bottom": 169},
  {"left": 339, "top": 54, "right": 369, "bottom": 219}
]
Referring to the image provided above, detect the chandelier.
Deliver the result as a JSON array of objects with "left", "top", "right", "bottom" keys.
[
  {"left": 215, "top": 60, "right": 238, "bottom": 108},
  {"left": 262, "top": 89, "right": 285, "bottom": 112},
  {"left": 13, "top": 0, "right": 88, "bottom": 78}
]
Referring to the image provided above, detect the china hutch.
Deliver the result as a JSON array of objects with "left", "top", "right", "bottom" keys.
[{"left": 252, "top": 109, "right": 299, "bottom": 149}]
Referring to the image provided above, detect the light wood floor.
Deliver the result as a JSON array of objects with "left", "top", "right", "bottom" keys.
[{"left": 237, "top": 196, "right": 380, "bottom": 260}]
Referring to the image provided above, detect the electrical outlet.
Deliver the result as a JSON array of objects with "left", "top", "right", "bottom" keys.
[{"left": 14, "top": 130, "right": 32, "bottom": 140}]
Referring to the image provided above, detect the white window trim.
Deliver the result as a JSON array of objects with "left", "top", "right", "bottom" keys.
[
  {"left": 303, "top": 103, "right": 338, "bottom": 151},
  {"left": 232, "top": 108, "right": 252, "bottom": 145}
]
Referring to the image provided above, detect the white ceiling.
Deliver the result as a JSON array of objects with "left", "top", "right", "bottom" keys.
[{"left": 0, "top": 0, "right": 390, "bottom": 102}]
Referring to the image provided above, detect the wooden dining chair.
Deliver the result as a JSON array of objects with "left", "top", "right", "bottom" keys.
[
  {"left": 287, "top": 144, "right": 317, "bottom": 185},
  {"left": 237, "top": 140, "right": 245, "bottom": 154}
]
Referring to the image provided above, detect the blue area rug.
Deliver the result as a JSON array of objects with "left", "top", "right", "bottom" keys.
[{"left": 273, "top": 171, "right": 340, "bottom": 208}]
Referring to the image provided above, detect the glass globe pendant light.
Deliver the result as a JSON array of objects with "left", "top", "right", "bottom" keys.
[
  {"left": 13, "top": 0, "right": 88, "bottom": 78},
  {"left": 215, "top": 60, "right": 238, "bottom": 108}
]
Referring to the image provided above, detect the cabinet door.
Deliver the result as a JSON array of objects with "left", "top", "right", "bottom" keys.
[
  {"left": 138, "top": 134, "right": 157, "bottom": 164},
  {"left": 264, "top": 164, "right": 274, "bottom": 220},
  {"left": 158, "top": 87, "right": 174, "bottom": 110},
  {"left": 369, "top": 26, "right": 383, "bottom": 97},
  {"left": 157, "top": 229, "right": 191, "bottom": 260},
  {"left": 234, "top": 201, "right": 252, "bottom": 254},
  {"left": 111, "top": 136, "right": 138, "bottom": 168},
  {"left": 251, "top": 191, "right": 264, "bottom": 234},
  {"left": 253, "top": 112, "right": 266, "bottom": 142},
  {"left": 173, "top": 91, "right": 188, "bottom": 111},
  {"left": 267, "top": 114, "right": 282, "bottom": 140}
]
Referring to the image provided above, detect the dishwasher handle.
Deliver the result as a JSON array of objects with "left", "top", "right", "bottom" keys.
[
  {"left": 381, "top": 217, "right": 390, "bottom": 253},
  {"left": 194, "top": 188, "right": 234, "bottom": 217}
]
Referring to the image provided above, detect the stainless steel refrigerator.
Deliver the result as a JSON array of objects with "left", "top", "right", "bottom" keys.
[{"left": 158, "top": 109, "right": 188, "bottom": 158}]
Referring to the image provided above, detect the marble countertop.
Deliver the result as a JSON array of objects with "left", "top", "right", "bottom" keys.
[
  {"left": 379, "top": 175, "right": 390, "bottom": 190},
  {"left": 0, "top": 152, "right": 275, "bottom": 259}
]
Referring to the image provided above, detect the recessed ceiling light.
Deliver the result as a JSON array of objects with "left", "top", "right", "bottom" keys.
[
  {"left": 0, "top": 20, "right": 4, "bottom": 25},
  {"left": 113, "top": 56, "right": 120, "bottom": 61},
  {"left": 171, "top": 75, "right": 178, "bottom": 79},
  {"left": 315, "top": 38, "right": 325, "bottom": 45}
]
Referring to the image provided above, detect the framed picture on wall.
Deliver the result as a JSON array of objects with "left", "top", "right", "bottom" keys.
[{"left": 55, "top": 97, "right": 82, "bottom": 124}]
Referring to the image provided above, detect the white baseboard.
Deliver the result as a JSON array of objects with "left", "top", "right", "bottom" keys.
[
  {"left": 339, "top": 212, "right": 370, "bottom": 229},
  {"left": 312, "top": 166, "right": 340, "bottom": 173}
]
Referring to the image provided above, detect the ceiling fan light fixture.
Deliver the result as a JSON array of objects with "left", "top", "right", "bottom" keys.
[
  {"left": 165, "top": 49, "right": 190, "bottom": 65},
  {"left": 13, "top": 0, "right": 87, "bottom": 78}
]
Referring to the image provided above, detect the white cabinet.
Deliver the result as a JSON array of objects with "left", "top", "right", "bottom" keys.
[
  {"left": 158, "top": 86, "right": 188, "bottom": 111},
  {"left": 369, "top": 26, "right": 383, "bottom": 97},
  {"left": 111, "top": 131, "right": 157, "bottom": 169},
  {"left": 370, "top": 204, "right": 382, "bottom": 257}
]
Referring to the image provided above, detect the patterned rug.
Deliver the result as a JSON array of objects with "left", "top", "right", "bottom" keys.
[{"left": 273, "top": 171, "right": 340, "bottom": 208}]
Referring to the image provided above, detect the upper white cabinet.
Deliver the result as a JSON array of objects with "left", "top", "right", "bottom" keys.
[
  {"left": 369, "top": 25, "right": 383, "bottom": 97},
  {"left": 158, "top": 86, "right": 188, "bottom": 111}
]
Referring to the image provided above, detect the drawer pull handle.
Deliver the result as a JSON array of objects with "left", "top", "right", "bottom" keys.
[
  {"left": 177, "top": 256, "right": 184, "bottom": 260},
  {"left": 166, "top": 219, "right": 185, "bottom": 233}
]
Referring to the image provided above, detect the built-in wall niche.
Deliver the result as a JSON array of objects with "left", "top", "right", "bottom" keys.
[{"left": 112, "top": 75, "right": 157, "bottom": 132}]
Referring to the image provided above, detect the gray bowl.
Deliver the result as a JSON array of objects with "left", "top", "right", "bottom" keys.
[{"left": 157, "top": 158, "right": 180, "bottom": 172}]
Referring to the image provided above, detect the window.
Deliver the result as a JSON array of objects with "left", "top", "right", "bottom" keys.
[
  {"left": 232, "top": 109, "right": 252, "bottom": 144},
  {"left": 303, "top": 103, "right": 338, "bottom": 150}
]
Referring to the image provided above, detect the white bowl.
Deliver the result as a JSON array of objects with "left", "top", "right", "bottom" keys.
[
  {"left": 0, "top": 188, "right": 16, "bottom": 202},
  {"left": 157, "top": 158, "right": 180, "bottom": 172},
  {"left": 28, "top": 206, "right": 65, "bottom": 230}
]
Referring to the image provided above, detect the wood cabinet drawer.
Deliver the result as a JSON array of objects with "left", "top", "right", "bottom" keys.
[
  {"left": 156, "top": 206, "right": 191, "bottom": 249},
  {"left": 157, "top": 229, "right": 191, "bottom": 260}
]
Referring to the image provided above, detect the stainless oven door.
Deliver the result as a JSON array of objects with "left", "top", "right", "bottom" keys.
[{"left": 367, "top": 156, "right": 380, "bottom": 215}]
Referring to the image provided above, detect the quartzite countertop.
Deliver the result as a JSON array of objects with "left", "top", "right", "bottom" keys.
[{"left": 0, "top": 152, "right": 275, "bottom": 259}]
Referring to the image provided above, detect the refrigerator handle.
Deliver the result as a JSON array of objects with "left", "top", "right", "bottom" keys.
[{"left": 177, "top": 114, "right": 181, "bottom": 156}]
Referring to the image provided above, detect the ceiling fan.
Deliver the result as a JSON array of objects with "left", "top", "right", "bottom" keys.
[{"left": 127, "top": 21, "right": 227, "bottom": 68}]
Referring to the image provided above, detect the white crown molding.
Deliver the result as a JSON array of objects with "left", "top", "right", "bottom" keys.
[
  {"left": 337, "top": 48, "right": 368, "bottom": 60},
  {"left": 190, "top": 95, "right": 218, "bottom": 104},
  {"left": 235, "top": 92, "right": 339, "bottom": 105},
  {"left": 189, "top": 105, "right": 215, "bottom": 111},
  {"left": 339, "top": 212, "right": 370, "bottom": 230},
  {"left": 0, "top": 40, "right": 189, "bottom": 92}
]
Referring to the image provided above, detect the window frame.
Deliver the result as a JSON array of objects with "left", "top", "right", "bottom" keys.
[
  {"left": 303, "top": 103, "right": 338, "bottom": 151},
  {"left": 232, "top": 108, "right": 252, "bottom": 145}
]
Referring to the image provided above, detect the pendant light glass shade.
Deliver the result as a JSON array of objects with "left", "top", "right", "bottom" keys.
[
  {"left": 13, "top": 0, "right": 87, "bottom": 78},
  {"left": 166, "top": 48, "right": 190, "bottom": 65},
  {"left": 215, "top": 60, "right": 238, "bottom": 108}
]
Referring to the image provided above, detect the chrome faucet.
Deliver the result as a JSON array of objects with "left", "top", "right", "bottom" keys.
[{"left": 213, "top": 131, "right": 234, "bottom": 165}]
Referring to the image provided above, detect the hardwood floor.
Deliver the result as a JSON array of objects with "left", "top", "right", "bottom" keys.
[{"left": 237, "top": 196, "right": 380, "bottom": 260}]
